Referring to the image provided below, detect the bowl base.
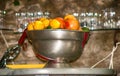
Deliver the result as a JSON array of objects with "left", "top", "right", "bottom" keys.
[{"left": 44, "top": 61, "right": 72, "bottom": 68}]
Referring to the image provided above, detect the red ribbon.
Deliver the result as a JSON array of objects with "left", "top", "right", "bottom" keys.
[
  {"left": 82, "top": 32, "right": 89, "bottom": 48},
  {"left": 18, "top": 29, "right": 27, "bottom": 45}
]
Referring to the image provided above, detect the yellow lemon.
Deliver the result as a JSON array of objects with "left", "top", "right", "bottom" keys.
[
  {"left": 34, "top": 21, "right": 44, "bottom": 30},
  {"left": 39, "top": 17, "right": 46, "bottom": 21},
  {"left": 27, "top": 22, "right": 34, "bottom": 30},
  {"left": 42, "top": 19, "right": 50, "bottom": 28},
  {"left": 40, "top": 18, "right": 50, "bottom": 28},
  {"left": 50, "top": 19, "right": 61, "bottom": 29}
]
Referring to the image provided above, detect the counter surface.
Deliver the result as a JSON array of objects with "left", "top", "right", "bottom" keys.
[{"left": 0, "top": 68, "right": 116, "bottom": 75}]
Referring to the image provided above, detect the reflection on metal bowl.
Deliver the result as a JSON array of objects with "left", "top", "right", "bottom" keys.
[{"left": 27, "top": 29, "right": 86, "bottom": 67}]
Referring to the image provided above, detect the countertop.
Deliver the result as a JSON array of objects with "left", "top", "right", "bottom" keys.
[{"left": 0, "top": 68, "right": 117, "bottom": 75}]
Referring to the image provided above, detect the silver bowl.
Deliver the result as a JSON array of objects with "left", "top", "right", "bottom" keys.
[{"left": 27, "top": 29, "right": 86, "bottom": 67}]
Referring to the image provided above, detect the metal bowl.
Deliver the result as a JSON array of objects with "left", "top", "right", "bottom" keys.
[{"left": 27, "top": 29, "right": 85, "bottom": 63}]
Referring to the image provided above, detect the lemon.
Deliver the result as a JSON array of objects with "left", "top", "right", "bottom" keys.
[
  {"left": 27, "top": 22, "right": 34, "bottom": 30},
  {"left": 43, "top": 19, "right": 50, "bottom": 28},
  {"left": 40, "top": 18, "right": 50, "bottom": 28},
  {"left": 50, "top": 19, "right": 61, "bottom": 29},
  {"left": 34, "top": 21, "right": 44, "bottom": 30},
  {"left": 40, "top": 17, "right": 46, "bottom": 21}
]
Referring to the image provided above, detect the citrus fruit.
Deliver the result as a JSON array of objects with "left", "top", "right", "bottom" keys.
[
  {"left": 33, "top": 21, "right": 44, "bottom": 30},
  {"left": 41, "top": 18, "right": 50, "bottom": 28},
  {"left": 27, "top": 22, "right": 34, "bottom": 30},
  {"left": 64, "top": 14, "right": 77, "bottom": 20},
  {"left": 78, "top": 27, "right": 83, "bottom": 31},
  {"left": 55, "top": 17, "right": 65, "bottom": 29},
  {"left": 64, "top": 19, "right": 80, "bottom": 30},
  {"left": 40, "top": 17, "right": 46, "bottom": 21},
  {"left": 50, "top": 19, "right": 61, "bottom": 29}
]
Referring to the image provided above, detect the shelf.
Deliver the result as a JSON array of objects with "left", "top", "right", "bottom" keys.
[
  {"left": 0, "top": 27, "right": 120, "bottom": 35},
  {"left": 0, "top": 68, "right": 116, "bottom": 75},
  {"left": 89, "top": 28, "right": 120, "bottom": 31}
]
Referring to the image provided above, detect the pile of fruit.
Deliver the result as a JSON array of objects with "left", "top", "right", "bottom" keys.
[{"left": 27, "top": 14, "right": 83, "bottom": 31}]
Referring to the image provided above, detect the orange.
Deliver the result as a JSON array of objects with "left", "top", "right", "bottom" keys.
[
  {"left": 27, "top": 22, "right": 34, "bottom": 30},
  {"left": 64, "top": 19, "right": 80, "bottom": 30},
  {"left": 33, "top": 21, "right": 45, "bottom": 30},
  {"left": 55, "top": 17, "right": 65, "bottom": 29},
  {"left": 49, "top": 19, "right": 61, "bottom": 29},
  {"left": 78, "top": 26, "right": 83, "bottom": 31},
  {"left": 64, "top": 14, "right": 77, "bottom": 20}
]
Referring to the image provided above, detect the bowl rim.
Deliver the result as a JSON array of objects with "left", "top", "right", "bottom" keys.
[{"left": 27, "top": 29, "right": 89, "bottom": 33}]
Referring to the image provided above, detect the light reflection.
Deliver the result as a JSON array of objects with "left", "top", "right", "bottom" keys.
[{"left": 52, "top": 40, "right": 63, "bottom": 54}]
